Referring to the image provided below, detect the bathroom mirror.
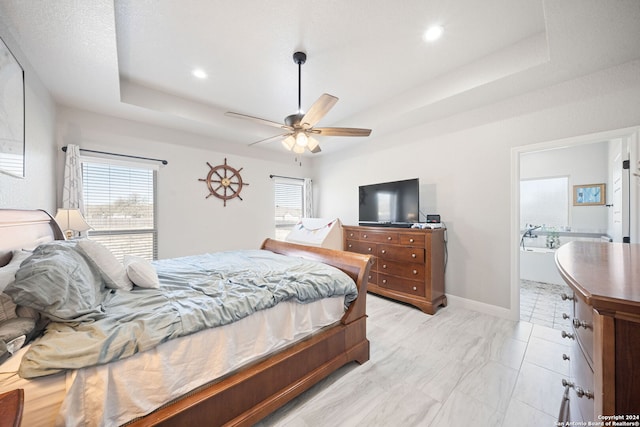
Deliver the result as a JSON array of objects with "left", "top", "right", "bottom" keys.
[{"left": 0, "top": 36, "right": 25, "bottom": 178}]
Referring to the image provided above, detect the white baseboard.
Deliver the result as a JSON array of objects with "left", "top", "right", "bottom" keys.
[{"left": 445, "top": 294, "right": 517, "bottom": 321}]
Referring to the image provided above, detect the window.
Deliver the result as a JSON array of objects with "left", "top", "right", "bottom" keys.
[
  {"left": 82, "top": 159, "right": 157, "bottom": 260},
  {"left": 520, "top": 176, "right": 569, "bottom": 229},
  {"left": 274, "top": 177, "right": 309, "bottom": 241}
]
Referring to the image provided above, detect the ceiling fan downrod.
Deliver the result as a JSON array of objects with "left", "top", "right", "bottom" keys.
[{"left": 293, "top": 51, "right": 306, "bottom": 114}]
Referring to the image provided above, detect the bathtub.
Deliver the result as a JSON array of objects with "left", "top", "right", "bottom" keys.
[{"left": 519, "top": 246, "right": 564, "bottom": 285}]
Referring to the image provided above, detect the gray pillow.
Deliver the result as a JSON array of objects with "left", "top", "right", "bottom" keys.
[
  {"left": 5, "top": 242, "right": 109, "bottom": 322},
  {"left": 0, "top": 317, "right": 35, "bottom": 342}
]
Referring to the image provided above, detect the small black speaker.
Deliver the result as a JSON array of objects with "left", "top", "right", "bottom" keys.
[{"left": 426, "top": 214, "right": 441, "bottom": 223}]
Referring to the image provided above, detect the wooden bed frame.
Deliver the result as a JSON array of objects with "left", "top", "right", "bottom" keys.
[{"left": 0, "top": 209, "right": 373, "bottom": 426}]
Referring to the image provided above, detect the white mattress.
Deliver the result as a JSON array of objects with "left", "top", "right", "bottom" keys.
[{"left": 0, "top": 296, "right": 345, "bottom": 426}]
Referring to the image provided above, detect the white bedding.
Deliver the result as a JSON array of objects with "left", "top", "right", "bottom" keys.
[{"left": 0, "top": 296, "right": 345, "bottom": 426}]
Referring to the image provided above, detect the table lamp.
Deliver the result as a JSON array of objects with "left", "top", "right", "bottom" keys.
[{"left": 54, "top": 208, "right": 92, "bottom": 239}]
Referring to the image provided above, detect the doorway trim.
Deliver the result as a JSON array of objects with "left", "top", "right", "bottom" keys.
[{"left": 510, "top": 126, "right": 639, "bottom": 321}]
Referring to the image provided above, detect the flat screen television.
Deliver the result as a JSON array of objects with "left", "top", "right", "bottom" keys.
[{"left": 358, "top": 178, "right": 419, "bottom": 227}]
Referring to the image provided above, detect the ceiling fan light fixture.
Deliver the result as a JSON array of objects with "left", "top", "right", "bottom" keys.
[
  {"left": 292, "top": 144, "right": 305, "bottom": 154},
  {"left": 307, "top": 136, "right": 319, "bottom": 151},
  {"left": 295, "top": 131, "right": 308, "bottom": 147},
  {"left": 424, "top": 25, "right": 444, "bottom": 42},
  {"left": 281, "top": 135, "right": 295, "bottom": 151}
]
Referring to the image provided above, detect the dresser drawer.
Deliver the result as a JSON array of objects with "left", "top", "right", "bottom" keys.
[
  {"left": 345, "top": 240, "right": 377, "bottom": 256},
  {"left": 378, "top": 245, "right": 425, "bottom": 263},
  {"left": 367, "top": 270, "right": 378, "bottom": 285},
  {"left": 573, "top": 295, "right": 594, "bottom": 367},
  {"left": 378, "top": 273, "right": 425, "bottom": 297},
  {"left": 571, "top": 341, "right": 595, "bottom": 422},
  {"left": 359, "top": 231, "right": 399, "bottom": 243},
  {"left": 378, "top": 259, "right": 425, "bottom": 280},
  {"left": 398, "top": 233, "right": 425, "bottom": 247}
]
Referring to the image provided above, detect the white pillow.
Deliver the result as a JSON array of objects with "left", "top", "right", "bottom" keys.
[
  {"left": 124, "top": 255, "right": 160, "bottom": 289},
  {"left": 0, "top": 251, "right": 31, "bottom": 322},
  {"left": 76, "top": 240, "right": 133, "bottom": 291},
  {"left": 0, "top": 250, "right": 31, "bottom": 293}
]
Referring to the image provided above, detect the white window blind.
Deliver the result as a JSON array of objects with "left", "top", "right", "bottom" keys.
[
  {"left": 274, "top": 177, "right": 305, "bottom": 241},
  {"left": 520, "top": 176, "right": 569, "bottom": 229},
  {"left": 82, "top": 160, "right": 157, "bottom": 260}
]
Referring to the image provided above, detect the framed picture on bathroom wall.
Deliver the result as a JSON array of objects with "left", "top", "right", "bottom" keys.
[{"left": 573, "top": 183, "right": 605, "bottom": 206}]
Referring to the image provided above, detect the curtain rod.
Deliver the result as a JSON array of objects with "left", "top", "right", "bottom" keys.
[
  {"left": 61, "top": 146, "right": 168, "bottom": 165},
  {"left": 269, "top": 174, "right": 305, "bottom": 180}
]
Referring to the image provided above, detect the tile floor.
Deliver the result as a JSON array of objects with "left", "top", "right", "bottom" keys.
[
  {"left": 520, "top": 279, "right": 573, "bottom": 331},
  {"left": 257, "top": 294, "right": 572, "bottom": 427}
]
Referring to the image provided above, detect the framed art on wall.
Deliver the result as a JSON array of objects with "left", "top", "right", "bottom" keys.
[
  {"left": 573, "top": 183, "right": 605, "bottom": 206},
  {"left": 0, "top": 36, "right": 25, "bottom": 178}
]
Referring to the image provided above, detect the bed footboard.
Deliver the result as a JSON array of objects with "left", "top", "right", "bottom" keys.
[{"left": 130, "top": 239, "right": 373, "bottom": 427}]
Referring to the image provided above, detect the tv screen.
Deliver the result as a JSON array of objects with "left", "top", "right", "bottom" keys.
[{"left": 359, "top": 178, "right": 419, "bottom": 226}]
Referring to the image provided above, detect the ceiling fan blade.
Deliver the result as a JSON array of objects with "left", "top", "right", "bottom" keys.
[
  {"left": 225, "top": 112, "right": 292, "bottom": 130},
  {"left": 312, "top": 127, "right": 372, "bottom": 137},
  {"left": 300, "top": 94, "right": 338, "bottom": 128},
  {"left": 248, "top": 133, "right": 292, "bottom": 146}
]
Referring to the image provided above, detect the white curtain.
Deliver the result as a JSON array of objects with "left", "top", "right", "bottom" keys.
[
  {"left": 62, "top": 144, "right": 85, "bottom": 212},
  {"left": 304, "top": 178, "right": 313, "bottom": 218}
]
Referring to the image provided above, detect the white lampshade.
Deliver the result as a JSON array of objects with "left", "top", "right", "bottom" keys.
[
  {"left": 281, "top": 135, "right": 295, "bottom": 151},
  {"left": 307, "top": 136, "right": 319, "bottom": 152},
  {"left": 55, "top": 208, "right": 91, "bottom": 239},
  {"left": 295, "top": 131, "right": 308, "bottom": 147}
]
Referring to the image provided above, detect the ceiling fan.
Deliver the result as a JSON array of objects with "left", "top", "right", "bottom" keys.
[{"left": 225, "top": 51, "right": 371, "bottom": 154}]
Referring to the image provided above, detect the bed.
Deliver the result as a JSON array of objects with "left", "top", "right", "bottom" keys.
[{"left": 0, "top": 209, "right": 373, "bottom": 426}]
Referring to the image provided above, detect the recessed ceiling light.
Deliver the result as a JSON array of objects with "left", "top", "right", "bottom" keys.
[
  {"left": 424, "top": 25, "right": 444, "bottom": 42},
  {"left": 192, "top": 68, "right": 207, "bottom": 79}
]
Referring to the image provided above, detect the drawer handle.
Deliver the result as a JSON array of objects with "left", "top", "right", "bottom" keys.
[
  {"left": 348, "top": 244, "right": 352, "bottom": 248},
  {"left": 409, "top": 238, "right": 414, "bottom": 243},
  {"left": 411, "top": 253, "right": 416, "bottom": 258},
  {"left": 561, "top": 330, "right": 575, "bottom": 340},
  {"left": 349, "top": 233, "right": 354, "bottom": 237},
  {"left": 562, "top": 313, "right": 570, "bottom": 320},
  {"left": 412, "top": 270, "right": 418, "bottom": 275},
  {"left": 382, "top": 279, "right": 387, "bottom": 284},
  {"left": 381, "top": 249, "right": 386, "bottom": 254},
  {"left": 562, "top": 353, "right": 570, "bottom": 361},
  {"left": 382, "top": 264, "right": 387, "bottom": 269},
  {"left": 363, "top": 234, "right": 368, "bottom": 238},
  {"left": 412, "top": 286, "right": 417, "bottom": 291},
  {"left": 572, "top": 318, "right": 591, "bottom": 330},
  {"left": 562, "top": 380, "right": 594, "bottom": 400},
  {"left": 575, "top": 387, "right": 594, "bottom": 400},
  {"left": 387, "top": 236, "right": 392, "bottom": 241},
  {"left": 561, "top": 293, "right": 574, "bottom": 301},
  {"left": 368, "top": 247, "right": 372, "bottom": 252}
]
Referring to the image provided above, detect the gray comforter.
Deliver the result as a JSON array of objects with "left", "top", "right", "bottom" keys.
[{"left": 15, "top": 249, "right": 357, "bottom": 378}]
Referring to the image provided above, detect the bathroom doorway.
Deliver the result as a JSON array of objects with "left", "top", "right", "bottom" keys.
[{"left": 511, "top": 126, "right": 639, "bottom": 326}]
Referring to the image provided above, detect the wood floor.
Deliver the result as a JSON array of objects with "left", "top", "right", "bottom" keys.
[{"left": 257, "top": 294, "right": 568, "bottom": 426}]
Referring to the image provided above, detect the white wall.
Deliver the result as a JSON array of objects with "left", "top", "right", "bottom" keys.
[
  {"left": 520, "top": 141, "right": 609, "bottom": 233},
  {"left": 0, "top": 24, "right": 57, "bottom": 211},
  {"left": 312, "top": 60, "right": 640, "bottom": 311},
  {"left": 56, "top": 108, "right": 312, "bottom": 259}
]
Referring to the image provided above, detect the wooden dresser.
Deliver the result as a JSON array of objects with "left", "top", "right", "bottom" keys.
[
  {"left": 343, "top": 225, "right": 446, "bottom": 314},
  {"left": 555, "top": 242, "right": 640, "bottom": 422}
]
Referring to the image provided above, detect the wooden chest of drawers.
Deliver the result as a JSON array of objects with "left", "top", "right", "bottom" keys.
[
  {"left": 343, "top": 225, "right": 446, "bottom": 314},
  {"left": 556, "top": 242, "right": 640, "bottom": 422}
]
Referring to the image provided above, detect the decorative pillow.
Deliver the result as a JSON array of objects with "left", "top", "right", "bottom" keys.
[
  {"left": 5, "top": 242, "right": 108, "bottom": 322},
  {"left": 0, "top": 294, "right": 17, "bottom": 322},
  {"left": 124, "top": 255, "right": 160, "bottom": 289},
  {"left": 76, "top": 239, "right": 133, "bottom": 291}
]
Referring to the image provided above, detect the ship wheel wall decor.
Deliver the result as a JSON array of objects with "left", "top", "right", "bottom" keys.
[{"left": 198, "top": 158, "right": 249, "bottom": 206}]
